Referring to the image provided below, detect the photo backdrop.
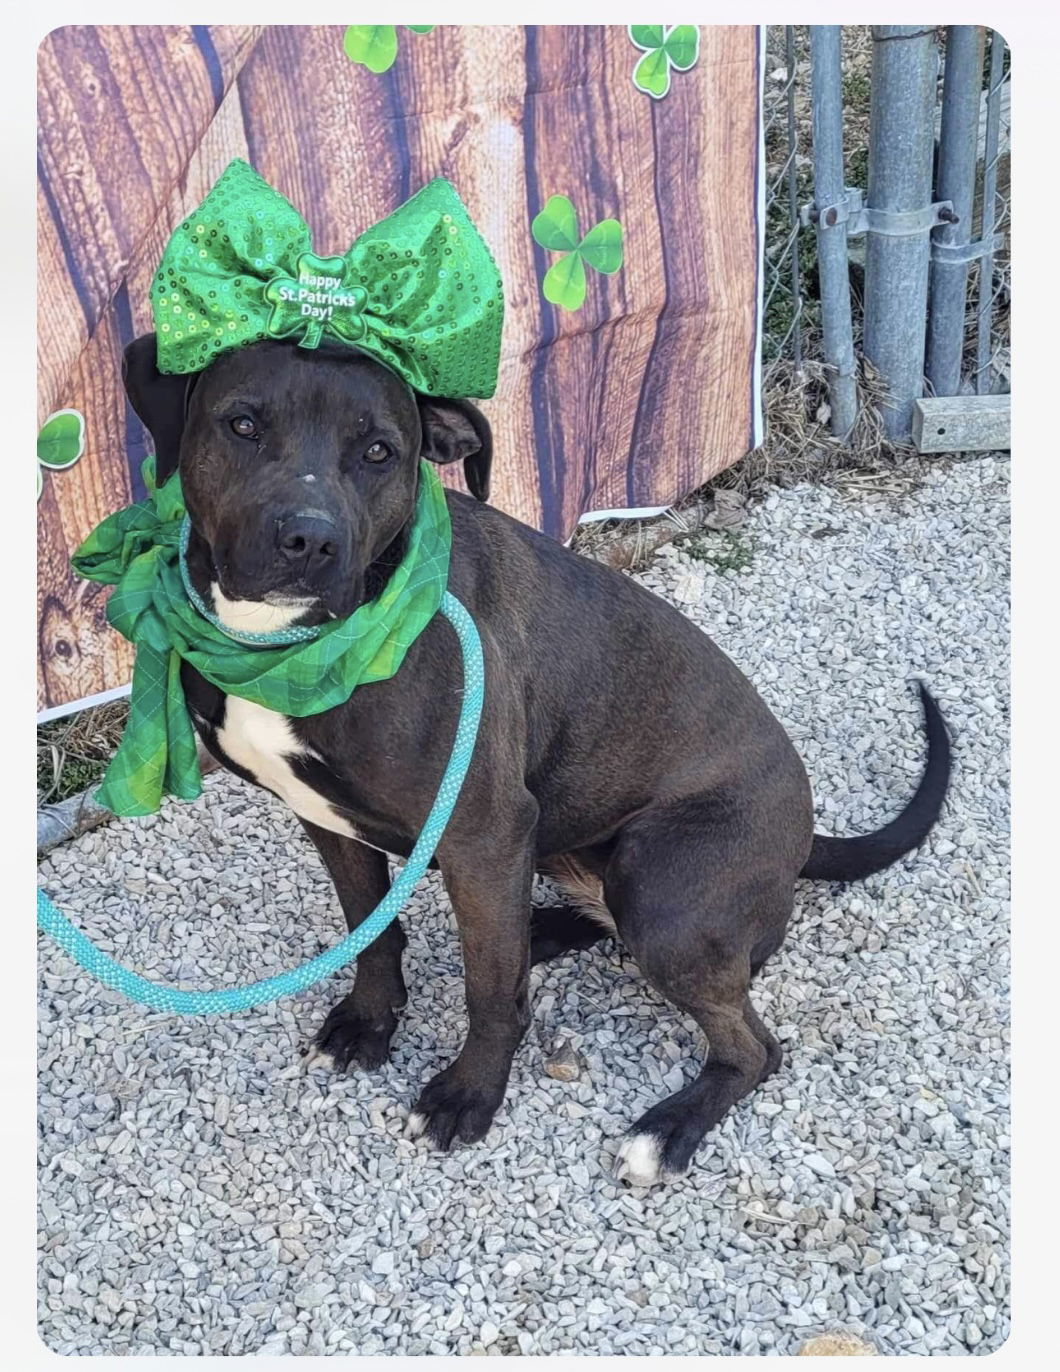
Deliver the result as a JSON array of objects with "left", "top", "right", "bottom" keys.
[{"left": 37, "top": 24, "right": 764, "bottom": 716}]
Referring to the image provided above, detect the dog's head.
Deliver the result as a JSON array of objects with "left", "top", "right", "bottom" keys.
[{"left": 122, "top": 335, "right": 492, "bottom": 622}]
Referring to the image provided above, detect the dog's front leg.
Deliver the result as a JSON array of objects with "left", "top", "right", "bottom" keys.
[
  {"left": 407, "top": 812, "right": 536, "bottom": 1149},
  {"left": 300, "top": 819, "right": 408, "bottom": 1072}
]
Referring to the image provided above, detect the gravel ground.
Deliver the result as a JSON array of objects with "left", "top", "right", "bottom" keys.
[{"left": 37, "top": 455, "right": 1009, "bottom": 1356}]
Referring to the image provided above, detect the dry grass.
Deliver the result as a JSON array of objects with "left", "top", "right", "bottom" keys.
[
  {"left": 744, "top": 355, "right": 901, "bottom": 490},
  {"left": 37, "top": 699, "right": 129, "bottom": 806}
]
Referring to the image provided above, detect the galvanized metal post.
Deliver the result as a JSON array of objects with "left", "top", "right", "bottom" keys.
[
  {"left": 863, "top": 25, "right": 939, "bottom": 439},
  {"left": 926, "top": 26, "right": 983, "bottom": 397},
  {"left": 976, "top": 31, "right": 1005, "bottom": 395},
  {"left": 809, "top": 25, "right": 858, "bottom": 440}
]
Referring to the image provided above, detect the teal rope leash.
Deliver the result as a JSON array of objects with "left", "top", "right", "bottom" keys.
[{"left": 36, "top": 591, "right": 484, "bottom": 1016}]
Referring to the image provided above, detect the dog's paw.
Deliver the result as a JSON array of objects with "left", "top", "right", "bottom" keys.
[
  {"left": 406, "top": 1068, "right": 504, "bottom": 1150},
  {"left": 306, "top": 1001, "right": 397, "bottom": 1073},
  {"left": 612, "top": 1132, "right": 680, "bottom": 1188},
  {"left": 612, "top": 1096, "right": 712, "bottom": 1187}
]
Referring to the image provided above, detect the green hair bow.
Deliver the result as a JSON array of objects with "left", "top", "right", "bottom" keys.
[{"left": 152, "top": 159, "right": 504, "bottom": 399}]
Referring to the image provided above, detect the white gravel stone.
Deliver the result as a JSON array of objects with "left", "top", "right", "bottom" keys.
[{"left": 37, "top": 457, "right": 1009, "bottom": 1355}]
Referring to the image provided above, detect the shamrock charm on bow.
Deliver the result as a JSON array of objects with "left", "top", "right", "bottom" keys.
[{"left": 262, "top": 252, "right": 370, "bottom": 349}]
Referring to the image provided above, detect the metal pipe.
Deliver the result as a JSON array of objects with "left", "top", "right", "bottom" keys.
[
  {"left": 809, "top": 25, "right": 858, "bottom": 440},
  {"left": 976, "top": 31, "right": 1005, "bottom": 395},
  {"left": 785, "top": 26, "right": 804, "bottom": 374},
  {"left": 926, "top": 26, "right": 983, "bottom": 397},
  {"left": 863, "top": 25, "right": 939, "bottom": 439}
]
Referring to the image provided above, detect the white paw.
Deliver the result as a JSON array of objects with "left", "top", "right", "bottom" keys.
[
  {"left": 404, "top": 1111, "right": 428, "bottom": 1140},
  {"left": 303, "top": 1045, "right": 337, "bottom": 1072},
  {"left": 613, "top": 1133, "right": 669, "bottom": 1187}
]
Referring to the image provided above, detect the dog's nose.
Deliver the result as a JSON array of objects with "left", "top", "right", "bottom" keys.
[{"left": 275, "top": 513, "right": 339, "bottom": 578}]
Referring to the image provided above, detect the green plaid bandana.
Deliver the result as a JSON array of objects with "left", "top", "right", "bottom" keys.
[{"left": 72, "top": 459, "right": 452, "bottom": 817}]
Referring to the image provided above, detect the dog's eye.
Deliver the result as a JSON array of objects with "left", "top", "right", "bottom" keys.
[
  {"left": 364, "top": 442, "right": 391, "bottom": 464},
  {"left": 230, "top": 415, "right": 258, "bottom": 440}
]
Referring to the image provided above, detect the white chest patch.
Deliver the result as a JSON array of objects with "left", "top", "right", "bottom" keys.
[{"left": 216, "top": 697, "right": 357, "bottom": 839}]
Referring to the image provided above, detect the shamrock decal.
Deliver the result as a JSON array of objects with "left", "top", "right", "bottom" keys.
[
  {"left": 37, "top": 408, "right": 85, "bottom": 501},
  {"left": 629, "top": 25, "right": 700, "bottom": 99},
  {"left": 343, "top": 25, "right": 435, "bottom": 74},
  {"left": 263, "top": 252, "right": 369, "bottom": 351},
  {"left": 531, "top": 196, "right": 623, "bottom": 312}
]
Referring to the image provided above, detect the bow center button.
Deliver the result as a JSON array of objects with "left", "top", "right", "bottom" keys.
[{"left": 263, "top": 252, "right": 368, "bottom": 349}]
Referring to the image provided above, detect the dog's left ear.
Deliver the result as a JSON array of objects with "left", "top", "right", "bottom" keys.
[
  {"left": 418, "top": 397, "right": 493, "bottom": 503},
  {"left": 122, "top": 333, "right": 196, "bottom": 486}
]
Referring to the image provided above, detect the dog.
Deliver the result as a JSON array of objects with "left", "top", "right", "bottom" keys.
[{"left": 122, "top": 333, "right": 950, "bottom": 1187}]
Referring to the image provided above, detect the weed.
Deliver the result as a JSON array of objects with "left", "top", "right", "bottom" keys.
[{"left": 680, "top": 530, "right": 755, "bottom": 574}]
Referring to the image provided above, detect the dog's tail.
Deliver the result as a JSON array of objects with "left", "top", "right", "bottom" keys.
[{"left": 800, "top": 682, "right": 951, "bottom": 883}]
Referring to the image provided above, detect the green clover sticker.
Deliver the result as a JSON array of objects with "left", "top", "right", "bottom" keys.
[
  {"left": 531, "top": 196, "right": 624, "bottom": 312},
  {"left": 343, "top": 25, "right": 435, "bottom": 74},
  {"left": 629, "top": 25, "right": 700, "bottom": 99},
  {"left": 37, "top": 408, "right": 85, "bottom": 501},
  {"left": 263, "top": 252, "right": 369, "bottom": 350}
]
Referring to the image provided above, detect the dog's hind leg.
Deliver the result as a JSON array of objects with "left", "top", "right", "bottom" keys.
[
  {"left": 300, "top": 821, "right": 408, "bottom": 1072},
  {"left": 602, "top": 797, "right": 795, "bottom": 1187}
]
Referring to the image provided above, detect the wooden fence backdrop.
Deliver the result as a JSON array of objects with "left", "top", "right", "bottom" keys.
[{"left": 37, "top": 24, "right": 763, "bottom": 716}]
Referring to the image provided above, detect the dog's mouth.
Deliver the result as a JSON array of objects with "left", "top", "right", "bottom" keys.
[
  {"left": 222, "top": 572, "right": 371, "bottom": 623},
  {"left": 261, "top": 587, "right": 339, "bottom": 624},
  {"left": 207, "top": 576, "right": 334, "bottom": 633}
]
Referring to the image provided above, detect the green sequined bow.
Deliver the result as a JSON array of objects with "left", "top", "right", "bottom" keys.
[
  {"left": 72, "top": 457, "right": 452, "bottom": 818},
  {"left": 153, "top": 159, "right": 504, "bottom": 398}
]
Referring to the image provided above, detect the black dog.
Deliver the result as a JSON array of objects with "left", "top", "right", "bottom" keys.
[{"left": 123, "top": 334, "right": 949, "bottom": 1187}]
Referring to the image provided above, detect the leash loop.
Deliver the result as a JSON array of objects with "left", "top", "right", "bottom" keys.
[{"left": 36, "top": 592, "right": 483, "bottom": 1016}]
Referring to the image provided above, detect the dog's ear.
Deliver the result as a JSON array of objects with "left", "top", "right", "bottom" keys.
[
  {"left": 418, "top": 397, "right": 493, "bottom": 503},
  {"left": 122, "top": 334, "right": 195, "bottom": 485}
]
